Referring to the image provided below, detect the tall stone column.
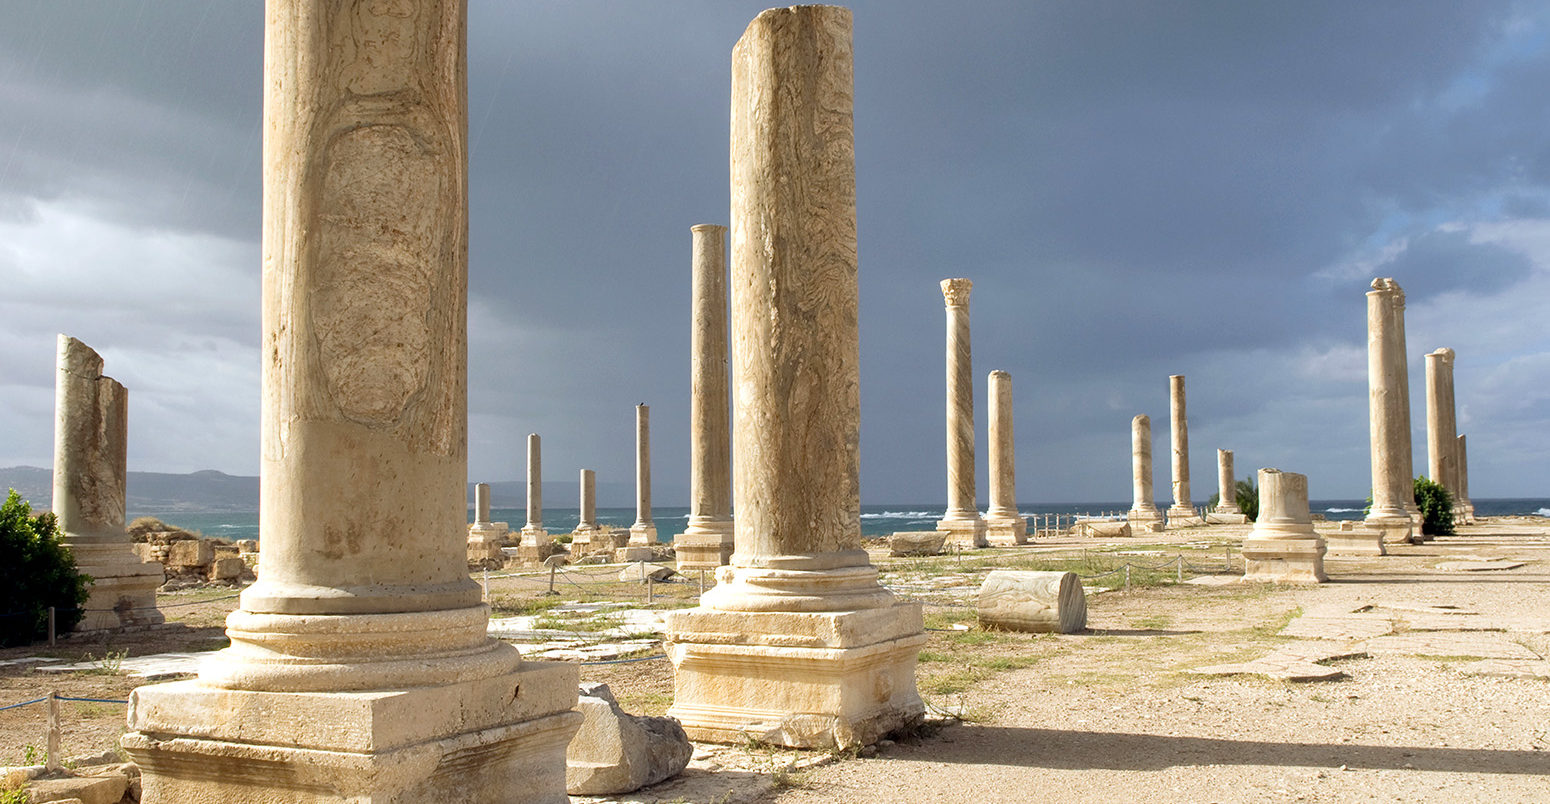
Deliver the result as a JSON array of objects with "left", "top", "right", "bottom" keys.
[
  {"left": 675, "top": 224, "right": 736, "bottom": 570},
  {"left": 666, "top": 5, "right": 924, "bottom": 750},
  {"left": 1166, "top": 375, "right": 1204, "bottom": 527},
  {"left": 628, "top": 404, "right": 657, "bottom": 547},
  {"left": 1363, "top": 278, "right": 1416, "bottom": 543},
  {"left": 467, "top": 480, "right": 509, "bottom": 567},
  {"left": 518, "top": 433, "right": 550, "bottom": 564},
  {"left": 571, "top": 468, "right": 599, "bottom": 551},
  {"left": 1456, "top": 434, "right": 1475, "bottom": 523},
  {"left": 983, "top": 370, "right": 1027, "bottom": 545},
  {"left": 936, "top": 278, "right": 987, "bottom": 548},
  {"left": 52, "top": 335, "right": 164, "bottom": 632},
  {"left": 1127, "top": 415, "right": 1165, "bottom": 532},
  {"left": 1241, "top": 468, "right": 1327, "bottom": 583},
  {"left": 474, "top": 482, "right": 492, "bottom": 526},
  {"left": 1425, "top": 347, "right": 1460, "bottom": 516},
  {"left": 124, "top": 3, "right": 579, "bottom": 800},
  {"left": 1205, "top": 448, "right": 1249, "bottom": 524}
]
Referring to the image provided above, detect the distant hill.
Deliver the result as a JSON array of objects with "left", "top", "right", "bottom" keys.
[{"left": 1, "top": 466, "right": 667, "bottom": 513}]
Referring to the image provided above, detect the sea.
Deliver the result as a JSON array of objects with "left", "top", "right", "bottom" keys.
[{"left": 132, "top": 498, "right": 1550, "bottom": 544}]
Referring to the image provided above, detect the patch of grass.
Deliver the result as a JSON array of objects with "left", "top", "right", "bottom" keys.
[
  {"left": 617, "top": 690, "right": 674, "bottom": 716},
  {"left": 919, "top": 666, "right": 991, "bottom": 696},
  {"left": 77, "top": 648, "right": 127, "bottom": 675},
  {"left": 972, "top": 654, "right": 1039, "bottom": 671},
  {"left": 489, "top": 594, "right": 567, "bottom": 617},
  {"left": 1249, "top": 606, "right": 1302, "bottom": 640},
  {"left": 1132, "top": 613, "right": 1174, "bottom": 630},
  {"left": 917, "top": 650, "right": 952, "bottom": 663},
  {"left": 923, "top": 607, "right": 976, "bottom": 631}
]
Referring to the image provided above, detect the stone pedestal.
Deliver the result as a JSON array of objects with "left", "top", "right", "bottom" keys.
[
  {"left": 666, "top": 6, "right": 924, "bottom": 751},
  {"left": 1363, "top": 278, "right": 1417, "bottom": 543},
  {"left": 982, "top": 370, "right": 1028, "bottom": 545},
  {"left": 122, "top": 4, "right": 578, "bottom": 800},
  {"left": 935, "top": 278, "right": 987, "bottom": 548},
  {"left": 1323, "top": 522, "right": 1388, "bottom": 556},
  {"left": 53, "top": 335, "right": 164, "bottom": 632},
  {"left": 1242, "top": 469, "right": 1327, "bottom": 583},
  {"left": 675, "top": 224, "right": 736, "bottom": 571},
  {"left": 1126, "top": 414, "right": 1165, "bottom": 533},
  {"left": 1165, "top": 375, "right": 1205, "bottom": 528},
  {"left": 629, "top": 404, "right": 658, "bottom": 547}
]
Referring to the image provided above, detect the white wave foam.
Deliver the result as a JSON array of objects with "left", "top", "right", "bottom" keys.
[
  {"left": 1325, "top": 508, "right": 1361, "bottom": 513},
  {"left": 860, "top": 511, "right": 938, "bottom": 519},
  {"left": 1537, "top": 508, "right": 1550, "bottom": 517}
]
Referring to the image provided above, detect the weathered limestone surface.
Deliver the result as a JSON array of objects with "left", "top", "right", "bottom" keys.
[
  {"left": 1166, "top": 375, "right": 1204, "bottom": 528},
  {"left": 977, "top": 571, "right": 1087, "bottom": 633},
  {"left": 1126, "top": 415, "right": 1165, "bottom": 533},
  {"left": 1456, "top": 433, "right": 1475, "bottom": 524},
  {"left": 122, "top": 4, "right": 579, "bottom": 801},
  {"left": 666, "top": 6, "right": 925, "bottom": 751},
  {"left": 983, "top": 370, "right": 1028, "bottom": 545},
  {"left": 566, "top": 683, "right": 692, "bottom": 796},
  {"left": 1425, "top": 348, "right": 1462, "bottom": 520},
  {"left": 1076, "top": 519, "right": 1132, "bottom": 538},
  {"left": 1363, "top": 278, "right": 1417, "bottom": 543},
  {"left": 936, "top": 279, "right": 987, "bottom": 548},
  {"left": 52, "top": 335, "right": 164, "bottom": 631},
  {"left": 517, "top": 433, "right": 550, "bottom": 565},
  {"left": 1242, "top": 469, "right": 1328, "bottom": 583},
  {"left": 1322, "top": 521, "right": 1387, "bottom": 556},
  {"left": 468, "top": 482, "right": 510, "bottom": 568},
  {"left": 675, "top": 224, "right": 736, "bottom": 571},
  {"left": 628, "top": 404, "right": 658, "bottom": 548},
  {"left": 889, "top": 531, "right": 946, "bottom": 557}
]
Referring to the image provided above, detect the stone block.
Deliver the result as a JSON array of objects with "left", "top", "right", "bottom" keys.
[
  {"left": 1076, "top": 520, "right": 1131, "bottom": 538},
  {"left": 1205, "top": 512, "right": 1249, "bottom": 525},
  {"left": 235, "top": 539, "right": 260, "bottom": 554},
  {"left": 1323, "top": 528, "right": 1387, "bottom": 556},
  {"left": 566, "top": 683, "right": 691, "bottom": 795},
  {"left": 619, "top": 564, "right": 676, "bottom": 583},
  {"left": 977, "top": 570, "right": 1086, "bottom": 633},
  {"left": 167, "top": 540, "right": 214, "bottom": 569},
  {"left": 984, "top": 516, "right": 1029, "bottom": 546},
  {"left": 888, "top": 531, "right": 945, "bottom": 557},
  {"left": 936, "top": 519, "right": 987, "bottom": 549},
  {"left": 18, "top": 771, "right": 127, "bottom": 804},
  {"left": 207, "top": 557, "right": 246, "bottom": 581},
  {"left": 1242, "top": 538, "right": 1328, "bottom": 583}
]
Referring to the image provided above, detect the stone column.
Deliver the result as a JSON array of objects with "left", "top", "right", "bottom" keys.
[
  {"left": 1166, "top": 375, "right": 1204, "bottom": 527},
  {"left": 474, "top": 482, "right": 492, "bottom": 526},
  {"left": 124, "top": 3, "right": 579, "bottom": 800},
  {"left": 1205, "top": 448, "right": 1248, "bottom": 524},
  {"left": 627, "top": 404, "right": 657, "bottom": 548},
  {"left": 1241, "top": 468, "right": 1327, "bottom": 583},
  {"left": 1425, "top": 348, "right": 1460, "bottom": 515},
  {"left": 1127, "top": 415, "right": 1165, "bottom": 532},
  {"left": 1456, "top": 434, "right": 1475, "bottom": 523},
  {"left": 467, "top": 480, "right": 509, "bottom": 567},
  {"left": 936, "top": 278, "right": 988, "bottom": 548},
  {"left": 983, "top": 370, "right": 1027, "bottom": 545},
  {"left": 518, "top": 433, "right": 550, "bottom": 564},
  {"left": 52, "top": 335, "right": 164, "bottom": 632},
  {"left": 1363, "top": 277, "right": 1416, "bottom": 543},
  {"left": 666, "top": 5, "right": 924, "bottom": 750},
  {"left": 675, "top": 223, "right": 736, "bottom": 570},
  {"left": 571, "top": 468, "right": 599, "bottom": 551}
]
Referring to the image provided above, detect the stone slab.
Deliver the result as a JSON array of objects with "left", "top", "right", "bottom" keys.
[
  {"left": 1435, "top": 560, "right": 1525, "bottom": 572},
  {"left": 1456, "top": 659, "right": 1550, "bottom": 679},
  {"left": 1191, "top": 644, "right": 1366, "bottom": 682},
  {"left": 1280, "top": 616, "right": 1393, "bottom": 641},
  {"left": 37, "top": 652, "right": 207, "bottom": 680},
  {"left": 1360, "top": 633, "right": 1541, "bottom": 660}
]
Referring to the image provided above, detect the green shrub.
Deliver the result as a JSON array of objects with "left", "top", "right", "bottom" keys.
[
  {"left": 1413, "top": 476, "right": 1455, "bottom": 536},
  {"left": 1207, "top": 479, "right": 1259, "bottom": 521},
  {"left": 0, "top": 489, "right": 90, "bottom": 647}
]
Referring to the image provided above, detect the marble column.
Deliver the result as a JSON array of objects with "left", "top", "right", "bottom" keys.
[
  {"left": 936, "top": 278, "right": 988, "bottom": 548},
  {"left": 1166, "top": 375, "right": 1204, "bottom": 527},
  {"left": 666, "top": 5, "right": 924, "bottom": 750},
  {"left": 518, "top": 433, "right": 549, "bottom": 563},
  {"left": 675, "top": 224, "right": 736, "bottom": 570},
  {"left": 52, "top": 335, "right": 164, "bottom": 632},
  {"left": 1127, "top": 415, "right": 1165, "bottom": 532},
  {"left": 474, "top": 482, "right": 492, "bottom": 526},
  {"left": 628, "top": 404, "right": 657, "bottom": 547},
  {"left": 1241, "top": 468, "right": 1327, "bottom": 583},
  {"left": 983, "top": 370, "right": 1028, "bottom": 545},
  {"left": 1425, "top": 348, "right": 1460, "bottom": 515},
  {"left": 571, "top": 469, "right": 599, "bottom": 550},
  {"left": 1363, "top": 278, "right": 1417, "bottom": 542},
  {"left": 124, "top": 3, "right": 580, "bottom": 800},
  {"left": 1456, "top": 434, "right": 1475, "bottom": 523},
  {"left": 1206, "top": 448, "right": 1248, "bottom": 524}
]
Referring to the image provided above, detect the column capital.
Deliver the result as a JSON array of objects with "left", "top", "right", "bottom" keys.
[
  {"left": 1369, "top": 276, "right": 1405, "bottom": 307},
  {"left": 940, "top": 277, "right": 973, "bottom": 307},
  {"left": 1428, "top": 347, "right": 1455, "bottom": 364}
]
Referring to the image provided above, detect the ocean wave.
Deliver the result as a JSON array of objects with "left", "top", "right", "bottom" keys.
[
  {"left": 1325, "top": 508, "right": 1362, "bottom": 513},
  {"left": 860, "top": 511, "right": 939, "bottom": 519},
  {"left": 1537, "top": 508, "right": 1550, "bottom": 518}
]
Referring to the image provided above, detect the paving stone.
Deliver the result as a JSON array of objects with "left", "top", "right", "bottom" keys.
[
  {"left": 1370, "top": 601, "right": 1478, "bottom": 616},
  {"left": 1456, "top": 659, "right": 1550, "bottom": 679},
  {"left": 1360, "top": 633, "right": 1541, "bottom": 660},
  {"left": 1280, "top": 615, "right": 1394, "bottom": 640},
  {"left": 1436, "top": 560, "right": 1526, "bottom": 571},
  {"left": 36, "top": 652, "right": 206, "bottom": 680}
]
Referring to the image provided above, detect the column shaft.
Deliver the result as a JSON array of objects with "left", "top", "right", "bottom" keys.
[
  {"left": 1168, "top": 375, "right": 1191, "bottom": 512},
  {"left": 1127, "top": 414, "right": 1162, "bottom": 529},
  {"left": 1215, "top": 449, "right": 1241, "bottom": 514},
  {"left": 525, "top": 433, "right": 542, "bottom": 530},
  {"left": 629, "top": 404, "right": 656, "bottom": 544},
  {"left": 1425, "top": 348, "right": 1459, "bottom": 497},
  {"left": 937, "top": 278, "right": 986, "bottom": 546},
  {"left": 475, "top": 482, "right": 491, "bottom": 526},
  {"left": 1365, "top": 278, "right": 1414, "bottom": 532},
  {"left": 579, "top": 469, "right": 596, "bottom": 528}
]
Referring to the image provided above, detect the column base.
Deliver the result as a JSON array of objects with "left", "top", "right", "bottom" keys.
[
  {"left": 123, "top": 659, "right": 580, "bottom": 804},
  {"left": 628, "top": 524, "right": 658, "bottom": 547},
  {"left": 936, "top": 515, "right": 987, "bottom": 548},
  {"left": 1323, "top": 527, "right": 1387, "bottom": 556},
  {"left": 664, "top": 604, "right": 925, "bottom": 749},
  {"left": 1127, "top": 509, "right": 1165, "bottom": 533},
  {"left": 1165, "top": 506, "right": 1205, "bottom": 528},
  {"left": 1241, "top": 537, "right": 1327, "bottom": 583},
  {"left": 516, "top": 528, "right": 552, "bottom": 565},
  {"left": 76, "top": 561, "right": 165, "bottom": 631},
  {"left": 1204, "top": 512, "right": 1249, "bottom": 525},
  {"left": 1363, "top": 514, "right": 1414, "bottom": 544},
  {"left": 983, "top": 514, "right": 1028, "bottom": 546},
  {"left": 467, "top": 524, "right": 509, "bottom": 567},
  {"left": 673, "top": 524, "right": 735, "bottom": 571},
  {"left": 1455, "top": 503, "right": 1475, "bottom": 525}
]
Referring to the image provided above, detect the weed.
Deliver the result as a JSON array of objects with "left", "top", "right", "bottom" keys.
[
  {"left": 21, "top": 744, "right": 41, "bottom": 765},
  {"left": 0, "top": 787, "right": 29, "bottom": 804},
  {"left": 79, "top": 648, "right": 127, "bottom": 675}
]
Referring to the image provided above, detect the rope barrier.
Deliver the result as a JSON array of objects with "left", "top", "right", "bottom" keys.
[
  {"left": 56, "top": 696, "right": 129, "bottom": 705},
  {"left": 578, "top": 653, "right": 668, "bottom": 666},
  {"left": 0, "top": 697, "right": 49, "bottom": 712}
]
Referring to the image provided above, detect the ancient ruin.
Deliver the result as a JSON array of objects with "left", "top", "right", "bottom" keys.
[
  {"left": 625, "top": 404, "right": 657, "bottom": 558},
  {"left": 52, "top": 334, "right": 164, "bottom": 631},
  {"left": 674, "top": 224, "right": 736, "bottom": 570},
  {"left": 1127, "top": 414, "right": 1165, "bottom": 532},
  {"left": 1364, "top": 277, "right": 1418, "bottom": 543},
  {"left": 1426, "top": 347, "right": 1465, "bottom": 524},
  {"left": 983, "top": 370, "right": 1029, "bottom": 544},
  {"left": 467, "top": 482, "right": 510, "bottom": 567},
  {"left": 1456, "top": 433, "right": 1475, "bottom": 523},
  {"left": 976, "top": 570, "right": 1087, "bottom": 633},
  {"left": 571, "top": 469, "right": 601, "bottom": 551},
  {"left": 936, "top": 278, "right": 988, "bottom": 548},
  {"left": 1206, "top": 448, "right": 1248, "bottom": 524},
  {"left": 1241, "top": 469, "right": 1328, "bottom": 583},
  {"left": 1166, "top": 375, "right": 1205, "bottom": 527},
  {"left": 665, "top": 5, "right": 926, "bottom": 749},
  {"left": 121, "top": 4, "right": 580, "bottom": 799},
  {"left": 517, "top": 433, "right": 551, "bottom": 564}
]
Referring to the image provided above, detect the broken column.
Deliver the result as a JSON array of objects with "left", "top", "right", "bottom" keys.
[
  {"left": 1241, "top": 469, "right": 1327, "bottom": 583},
  {"left": 1166, "top": 375, "right": 1204, "bottom": 527},
  {"left": 1363, "top": 278, "right": 1417, "bottom": 543},
  {"left": 983, "top": 370, "right": 1028, "bottom": 545},
  {"left": 1425, "top": 347, "right": 1461, "bottom": 518},
  {"left": 1206, "top": 449, "right": 1248, "bottom": 524},
  {"left": 1126, "top": 415, "right": 1165, "bottom": 532},
  {"left": 52, "top": 335, "right": 164, "bottom": 632},
  {"left": 123, "top": 3, "right": 580, "bottom": 799},
  {"left": 665, "top": 5, "right": 925, "bottom": 749},
  {"left": 467, "top": 481, "right": 510, "bottom": 568},
  {"left": 936, "top": 278, "right": 987, "bottom": 548},
  {"left": 571, "top": 469, "right": 600, "bottom": 551},
  {"left": 623, "top": 404, "right": 657, "bottom": 559},
  {"left": 1456, "top": 434, "right": 1474, "bottom": 524},
  {"left": 674, "top": 224, "right": 736, "bottom": 571},
  {"left": 517, "top": 433, "right": 550, "bottom": 564}
]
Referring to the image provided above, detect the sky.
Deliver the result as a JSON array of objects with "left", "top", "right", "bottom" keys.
[{"left": 1, "top": 1, "right": 1548, "bottom": 506}]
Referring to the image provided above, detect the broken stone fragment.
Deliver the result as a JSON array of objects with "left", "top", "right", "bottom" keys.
[
  {"left": 566, "top": 682, "right": 692, "bottom": 795},
  {"left": 977, "top": 570, "right": 1087, "bottom": 633}
]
